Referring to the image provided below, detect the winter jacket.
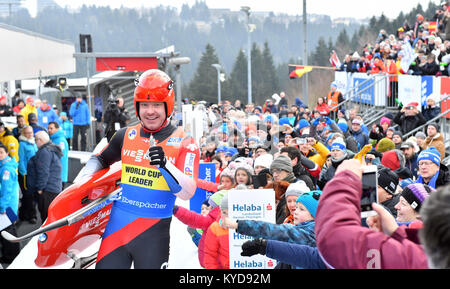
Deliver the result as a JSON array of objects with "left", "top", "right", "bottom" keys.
[
  {"left": 422, "top": 105, "right": 441, "bottom": 122},
  {"left": 315, "top": 170, "right": 429, "bottom": 269},
  {"left": 0, "top": 156, "right": 19, "bottom": 215},
  {"left": 350, "top": 129, "right": 369, "bottom": 151},
  {"left": 173, "top": 205, "right": 221, "bottom": 268},
  {"left": 266, "top": 240, "right": 326, "bottom": 269},
  {"left": 50, "top": 130, "right": 69, "bottom": 183},
  {"left": 37, "top": 106, "right": 59, "bottom": 129},
  {"left": 405, "top": 154, "right": 419, "bottom": 179},
  {"left": 236, "top": 219, "right": 316, "bottom": 247},
  {"left": 18, "top": 136, "right": 38, "bottom": 176},
  {"left": 393, "top": 111, "right": 427, "bottom": 135},
  {"left": 26, "top": 142, "right": 63, "bottom": 194},
  {"left": 203, "top": 221, "right": 229, "bottom": 269},
  {"left": 423, "top": 133, "right": 445, "bottom": 161},
  {"left": 69, "top": 100, "right": 91, "bottom": 126},
  {"left": 61, "top": 120, "right": 74, "bottom": 139},
  {"left": 0, "top": 129, "right": 19, "bottom": 162},
  {"left": 20, "top": 104, "right": 37, "bottom": 125}
]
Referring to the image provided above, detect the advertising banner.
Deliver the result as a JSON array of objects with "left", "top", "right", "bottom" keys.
[
  {"left": 190, "top": 162, "right": 215, "bottom": 214},
  {"left": 398, "top": 75, "right": 422, "bottom": 110},
  {"left": 228, "top": 189, "right": 277, "bottom": 269}
]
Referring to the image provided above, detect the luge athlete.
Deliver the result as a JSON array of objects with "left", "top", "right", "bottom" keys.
[{"left": 78, "top": 69, "right": 199, "bottom": 269}]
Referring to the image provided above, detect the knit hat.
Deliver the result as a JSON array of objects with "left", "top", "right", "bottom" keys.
[
  {"left": 427, "top": 122, "right": 440, "bottom": 132},
  {"left": 330, "top": 137, "right": 346, "bottom": 152},
  {"left": 401, "top": 183, "right": 434, "bottom": 212},
  {"left": 392, "top": 131, "right": 403, "bottom": 139},
  {"left": 376, "top": 138, "right": 395, "bottom": 153},
  {"left": 415, "top": 131, "right": 426, "bottom": 140},
  {"left": 285, "top": 181, "right": 310, "bottom": 199},
  {"left": 417, "top": 147, "right": 441, "bottom": 167},
  {"left": 377, "top": 167, "right": 399, "bottom": 195},
  {"left": 399, "top": 178, "right": 415, "bottom": 189},
  {"left": 296, "top": 190, "right": 322, "bottom": 218},
  {"left": 270, "top": 155, "right": 293, "bottom": 173},
  {"left": 297, "top": 119, "right": 310, "bottom": 130},
  {"left": 209, "top": 190, "right": 228, "bottom": 208},
  {"left": 254, "top": 154, "right": 273, "bottom": 169},
  {"left": 337, "top": 122, "right": 348, "bottom": 133},
  {"left": 380, "top": 116, "right": 391, "bottom": 126},
  {"left": 381, "top": 150, "right": 401, "bottom": 170}
]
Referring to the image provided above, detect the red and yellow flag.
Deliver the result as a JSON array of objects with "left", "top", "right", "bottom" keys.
[
  {"left": 289, "top": 65, "right": 313, "bottom": 79},
  {"left": 428, "top": 21, "right": 437, "bottom": 34}
]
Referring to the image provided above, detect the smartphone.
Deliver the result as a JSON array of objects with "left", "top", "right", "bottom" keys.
[
  {"left": 296, "top": 138, "right": 307, "bottom": 145},
  {"left": 252, "top": 174, "right": 268, "bottom": 189},
  {"left": 361, "top": 165, "right": 378, "bottom": 218}
]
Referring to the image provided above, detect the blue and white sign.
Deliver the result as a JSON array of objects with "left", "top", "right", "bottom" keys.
[
  {"left": 353, "top": 76, "right": 375, "bottom": 105},
  {"left": 228, "top": 189, "right": 276, "bottom": 269},
  {"left": 189, "top": 162, "right": 215, "bottom": 214}
]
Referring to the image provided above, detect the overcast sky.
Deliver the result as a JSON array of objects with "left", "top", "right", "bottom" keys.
[{"left": 43, "top": 0, "right": 442, "bottom": 20}]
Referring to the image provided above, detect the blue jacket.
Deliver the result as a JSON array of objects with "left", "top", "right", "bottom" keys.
[
  {"left": 50, "top": 130, "right": 69, "bottom": 183},
  {"left": 37, "top": 107, "right": 59, "bottom": 129},
  {"left": 236, "top": 219, "right": 316, "bottom": 247},
  {"left": 26, "top": 142, "right": 63, "bottom": 194},
  {"left": 266, "top": 240, "right": 326, "bottom": 269},
  {"left": 18, "top": 137, "right": 38, "bottom": 176},
  {"left": 61, "top": 120, "right": 74, "bottom": 139},
  {"left": 351, "top": 128, "right": 369, "bottom": 151},
  {"left": 0, "top": 156, "right": 19, "bottom": 215},
  {"left": 69, "top": 100, "right": 90, "bottom": 126}
]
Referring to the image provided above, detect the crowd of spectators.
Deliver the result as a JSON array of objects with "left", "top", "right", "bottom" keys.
[
  {"left": 336, "top": 1, "right": 450, "bottom": 77},
  {"left": 175, "top": 79, "right": 450, "bottom": 269}
]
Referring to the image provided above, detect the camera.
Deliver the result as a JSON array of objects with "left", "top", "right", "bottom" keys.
[{"left": 107, "top": 96, "right": 120, "bottom": 109}]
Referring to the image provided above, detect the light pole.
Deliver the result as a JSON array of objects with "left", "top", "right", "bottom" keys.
[
  {"left": 302, "top": 0, "right": 308, "bottom": 106},
  {"left": 211, "top": 64, "right": 222, "bottom": 104},
  {"left": 241, "top": 6, "right": 252, "bottom": 105}
]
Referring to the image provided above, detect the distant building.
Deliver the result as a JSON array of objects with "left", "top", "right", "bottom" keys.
[{"left": 0, "top": 0, "right": 22, "bottom": 17}]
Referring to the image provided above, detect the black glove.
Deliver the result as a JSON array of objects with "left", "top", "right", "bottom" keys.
[
  {"left": 148, "top": 146, "right": 167, "bottom": 168},
  {"left": 241, "top": 238, "right": 267, "bottom": 257}
]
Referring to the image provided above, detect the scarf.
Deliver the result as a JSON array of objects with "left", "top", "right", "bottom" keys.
[{"left": 416, "top": 170, "right": 439, "bottom": 189}]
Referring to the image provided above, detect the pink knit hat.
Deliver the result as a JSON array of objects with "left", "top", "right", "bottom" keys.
[{"left": 380, "top": 116, "right": 391, "bottom": 125}]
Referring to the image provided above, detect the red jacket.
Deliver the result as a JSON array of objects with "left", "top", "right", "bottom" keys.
[
  {"left": 315, "top": 170, "right": 429, "bottom": 269},
  {"left": 173, "top": 205, "right": 221, "bottom": 268},
  {"left": 203, "top": 221, "right": 229, "bottom": 269}
]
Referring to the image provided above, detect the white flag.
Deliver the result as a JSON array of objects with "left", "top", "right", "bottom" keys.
[{"left": 400, "top": 41, "right": 416, "bottom": 73}]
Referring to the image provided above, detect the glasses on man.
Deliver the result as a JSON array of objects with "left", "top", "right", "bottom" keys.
[{"left": 418, "top": 161, "right": 435, "bottom": 167}]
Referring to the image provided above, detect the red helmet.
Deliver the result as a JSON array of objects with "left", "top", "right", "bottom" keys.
[{"left": 134, "top": 69, "right": 175, "bottom": 129}]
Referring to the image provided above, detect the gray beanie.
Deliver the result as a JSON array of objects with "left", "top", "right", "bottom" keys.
[
  {"left": 415, "top": 131, "right": 426, "bottom": 140},
  {"left": 285, "top": 181, "right": 310, "bottom": 199},
  {"left": 270, "top": 155, "right": 293, "bottom": 173}
]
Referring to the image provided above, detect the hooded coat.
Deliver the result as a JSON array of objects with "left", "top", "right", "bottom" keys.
[
  {"left": 50, "top": 129, "right": 69, "bottom": 183},
  {"left": 0, "top": 156, "right": 19, "bottom": 215}
]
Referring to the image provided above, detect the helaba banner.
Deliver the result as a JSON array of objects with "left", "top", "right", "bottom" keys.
[
  {"left": 228, "top": 189, "right": 276, "bottom": 269},
  {"left": 189, "top": 162, "right": 215, "bottom": 214}
]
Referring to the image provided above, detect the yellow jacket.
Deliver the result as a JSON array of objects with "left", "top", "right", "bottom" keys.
[
  {"left": 0, "top": 129, "right": 19, "bottom": 162},
  {"left": 311, "top": 141, "right": 330, "bottom": 168},
  {"left": 20, "top": 104, "right": 38, "bottom": 125}
]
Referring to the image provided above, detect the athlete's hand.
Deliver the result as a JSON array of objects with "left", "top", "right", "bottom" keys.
[{"left": 148, "top": 146, "right": 167, "bottom": 168}]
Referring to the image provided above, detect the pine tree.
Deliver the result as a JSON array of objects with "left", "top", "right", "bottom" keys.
[
  {"left": 261, "top": 41, "right": 280, "bottom": 101},
  {"left": 229, "top": 49, "right": 248, "bottom": 103},
  {"left": 188, "top": 43, "right": 221, "bottom": 103}
]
